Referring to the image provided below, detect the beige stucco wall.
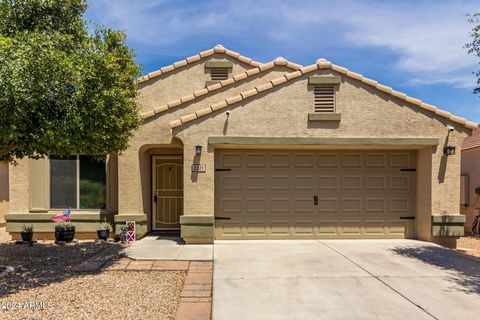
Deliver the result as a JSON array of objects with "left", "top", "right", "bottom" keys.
[
  {"left": 0, "top": 162, "right": 8, "bottom": 223},
  {"left": 166, "top": 69, "right": 467, "bottom": 241},
  {"left": 461, "top": 147, "right": 480, "bottom": 231},
  {"left": 5, "top": 57, "right": 470, "bottom": 241},
  {"left": 136, "top": 53, "right": 255, "bottom": 112},
  {"left": 118, "top": 65, "right": 295, "bottom": 216},
  {"left": 9, "top": 158, "right": 29, "bottom": 214}
]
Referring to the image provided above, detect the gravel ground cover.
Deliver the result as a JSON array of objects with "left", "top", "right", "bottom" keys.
[
  {"left": 0, "top": 240, "right": 120, "bottom": 295},
  {"left": 0, "top": 270, "right": 185, "bottom": 320},
  {"left": 0, "top": 227, "right": 11, "bottom": 242},
  {"left": 0, "top": 241, "right": 186, "bottom": 319},
  {"left": 457, "top": 236, "right": 480, "bottom": 257}
]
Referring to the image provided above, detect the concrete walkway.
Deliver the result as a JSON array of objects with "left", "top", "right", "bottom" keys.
[
  {"left": 213, "top": 239, "right": 480, "bottom": 320},
  {"left": 122, "top": 235, "right": 213, "bottom": 261}
]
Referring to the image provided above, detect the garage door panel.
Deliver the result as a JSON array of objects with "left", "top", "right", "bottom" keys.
[
  {"left": 340, "top": 221, "right": 362, "bottom": 235},
  {"left": 270, "top": 153, "right": 291, "bottom": 167},
  {"left": 342, "top": 153, "right": 363, "bottom": 167},
  {"left": 365, "top": 198, "right": 386, "bottom": 212},
  {"left": 293, "top": 153, "right": 315, "bottom": 167},
  {"left": 294, "top": 176, "right": 315, "bottom": 190},
  {"left": 365, "top": 154, "right": 387, "bottom": 168},
  {"left": 341, "top": 198, "right": 362, "bottom": 213},
  {"left": 389, "top": 176, "right": 409, "bottom": 190},
  {"left": 389, "top": 153, "right": 411, "bottom": 168},
  {"left": 245, "top": 176, "right": 267, "bottom": 190},
  {"left": 245, "top": 198, "right": 267, "bottom": 213},
  {"left": 270, "top": 176, "right": 291, "bottom": 190},
  {"left": 318, "top": 176, "right": 338, "bottom": 189},
  {"left": 294, "top": 198, "right": 314, "bottom": 213},
  {"left": 388, "top": 198, "right": 410, "bottom": 213},
  {"left": 220, "top": 176, "right": 243, "bottom": 190},
  {"left": 318, "top": 198, "right": 338, "bottom": 212},
  {"left": 245, "top": 221, "right": 268, "bottom": 235},
  {"left": 364, "top": 221, "right": 387, "bottom": 235},
  {"left": 270, "top": 221, "right": 290, "bottom": 235},
  {"left": 270, "top": 199, "right": 290, "bottom": 213},
  {"left": 220, "top": 153, "right": 243, "bottom": 167},
  {"left": 366, "top": 176, "right": 386, "bottom": 190},
  {"left": 246, "top": 153, "right": 267, "bottom": 167},
  {"left": 293, "top": 220, "right": 315, "bottom": 235},
  {"left": 318, "top": 221, "right": 338, "bottom": 235},
  {"left": 318, "top": 153, "right": 339, "bottom": 167},
  {"left": 215, "top": 149, "right": 416, "bottom": 239},
  {"left": 342, "top": 176, "right": 362, "bottom": 190}
]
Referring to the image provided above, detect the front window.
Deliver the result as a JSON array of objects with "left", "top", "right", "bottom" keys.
[{"left": 50, "top": 155, "right": 106, "bottom": 209}]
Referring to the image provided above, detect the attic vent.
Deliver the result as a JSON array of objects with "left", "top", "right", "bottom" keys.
[
  {"left": 314, "top": 86, "right": 335, "bottom": 113},
  {"left": 210, "top": 68, "right": 229, "bottom": 81}
]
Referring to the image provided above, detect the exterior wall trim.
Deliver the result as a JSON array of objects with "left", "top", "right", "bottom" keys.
[
  {"left": 431, "top": 215, "right": 466, "bottom": 237},
  {"left": 308, "top": 75, "right": 341, "bottom": 85},
  {"left": 208, "top": 136, "right": 439, "bottom": 146},
  {"left": 205, "top": 59, "right": 233, "bottom": 69},
  {"left": 308, "top": 113, "right": 341, "bottom": 121}
]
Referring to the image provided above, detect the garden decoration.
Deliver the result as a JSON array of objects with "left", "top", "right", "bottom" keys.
[{"left": 51, "top": 208, "right": 76, "bottom": 243}]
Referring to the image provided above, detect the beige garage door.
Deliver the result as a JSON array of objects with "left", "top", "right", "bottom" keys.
[{"left": 215, "top": 150, "right": 416, "bottom": 239}]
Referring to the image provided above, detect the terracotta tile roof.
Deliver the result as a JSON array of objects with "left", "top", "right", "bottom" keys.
[
  {"left": 462, "top": 129, "right": 480, "bottom": 150},
  {"left": 168, "top": 59, "right": 478, "bottom": 130},
  {"left": 135, "top": 44, "right": 265, "bottom": 84},
  {"left": 139, "top": 56, "right": 303, "bottom": 119}
]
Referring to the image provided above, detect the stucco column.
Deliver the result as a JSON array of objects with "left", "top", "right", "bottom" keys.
[
  {"left": 416, "top": 147, "right": 433, "bottom": 241},
  {"left": 8, "top": 159, "right": 29, "bottom": 214},
  {"left": 116, "top": 147, "right": 147, "bottom": 236},
  {"left": 0, "top": 162, "right": 9, "bottom": 224},
  {"left": 179, "top": 139, "right": 215, "bottom": 243},
  {"left": 426, "top": 132, "right": 466, "bottom": 247}
]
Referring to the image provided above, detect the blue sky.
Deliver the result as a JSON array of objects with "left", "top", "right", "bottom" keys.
[{"left": 86, "top": 0, "right": 480, "bottom": 122}]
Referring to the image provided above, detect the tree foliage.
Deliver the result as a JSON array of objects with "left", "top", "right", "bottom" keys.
[
  {"left": 0, "top": 0, "right": 142, "bottom": 162},
  {"left": 467, "top": 12, "right": 480, "bottom": 96}
]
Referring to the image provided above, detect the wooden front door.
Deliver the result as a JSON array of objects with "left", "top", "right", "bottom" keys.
[{"left": 152, "top": 156, "right": 183, "bottom": 230}]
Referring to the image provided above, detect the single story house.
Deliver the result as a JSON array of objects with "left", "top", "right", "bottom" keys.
[
  {"left": 460, "top": 129, "right": 480, "bottom": 232},
  {"left": 2, "top": 45, "right": 477, "bottom": 247}
]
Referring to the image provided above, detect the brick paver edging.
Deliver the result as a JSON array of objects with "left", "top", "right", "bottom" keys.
[{"left": 99, "top": 259, "right": 213, "bottom": 320}]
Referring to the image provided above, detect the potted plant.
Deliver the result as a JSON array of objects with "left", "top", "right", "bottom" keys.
[
  {"left": 21, "top": 225, "right": 34, "bottom": 242},
  {"left": 51, "top": 208, "right": 75, "bottom": 243},
  {"left": 54, "top": 221, "right": 76, "bottom": 243},
  {"left": 97, "top": 220, "right": 110, "bottom": 241},
  {"left": 119, "top": 226, "right": 128, "bottom": 244}
]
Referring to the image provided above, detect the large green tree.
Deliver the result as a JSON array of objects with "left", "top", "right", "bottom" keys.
[
  {"left": 467, "top": 12, "right": 480, "bottom": 95},
  {"left": 0, "top": 0, "right": 142, "bottom": 162}
]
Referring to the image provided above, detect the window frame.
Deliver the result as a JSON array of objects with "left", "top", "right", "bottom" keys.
[{"left": 48, "top": 155, "right": 108, "bottom": 210}]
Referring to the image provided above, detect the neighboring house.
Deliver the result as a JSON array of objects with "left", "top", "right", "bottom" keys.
[
  {"left": 461, "top": 129, "right": 480, "bottom": 232},
  {"left": 2, "top": 45, "right": 478, "bottom": 247}
]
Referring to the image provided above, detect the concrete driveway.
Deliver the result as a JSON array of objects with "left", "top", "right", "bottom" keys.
[{"left": 213, "top": 240, "right": 480, "bottom": 320}]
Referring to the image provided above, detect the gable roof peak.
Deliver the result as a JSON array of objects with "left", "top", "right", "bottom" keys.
[
  {"left": 316, "top": 58, "right": 329, "bottom": 63},
  {"left": 214, "top": 44, "right": 226, "bottom": 53},
  {"left": 136, "top": 45, "right": 263, "bottom": 84}
]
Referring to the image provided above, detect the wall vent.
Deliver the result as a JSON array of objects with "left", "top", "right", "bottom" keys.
[
  {"left": 314, "top": 86, "right": 335, "bottom": 113},
  {"left": 210, "top": 68, "right": 229, "bottom": 81}
]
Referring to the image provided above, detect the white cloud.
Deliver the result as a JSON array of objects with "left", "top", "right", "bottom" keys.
[{"left": 87, "top": 0, "right": 479, "bottom": 88}]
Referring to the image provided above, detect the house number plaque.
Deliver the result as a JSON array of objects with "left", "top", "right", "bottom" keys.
[{"left": 191, "top": 164, "right": 206, "bottom": 172}]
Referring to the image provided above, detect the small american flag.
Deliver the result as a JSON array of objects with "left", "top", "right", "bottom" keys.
[{"left": 51, "top": 208, "right": 71, "bottom": 223}]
